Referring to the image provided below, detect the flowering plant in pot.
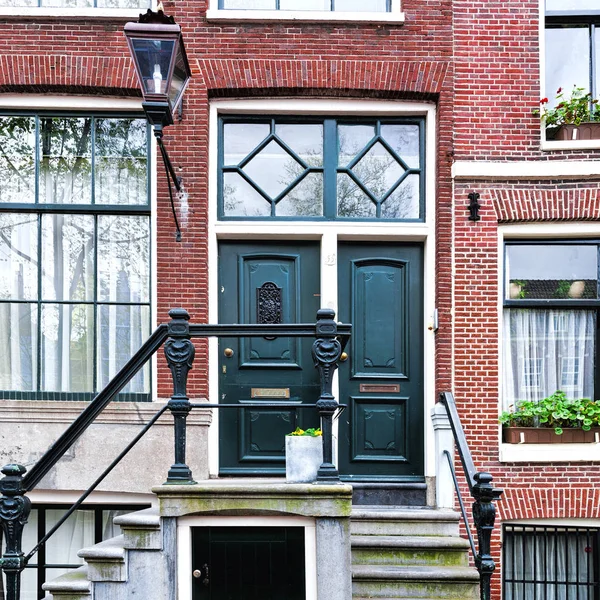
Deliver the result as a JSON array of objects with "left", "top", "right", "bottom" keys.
[
  {"left": 285, "top": 427, "right": 323, "bottom": 483},
  {"left": 535, "top": 86, "right": 600, "bottom": 141},
  {"left": 500, "top": 391, "right": 600, "bottom": 443}
]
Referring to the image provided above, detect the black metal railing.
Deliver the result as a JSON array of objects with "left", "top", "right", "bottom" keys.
[
  {"left": 0, "top": 307, "right": 351, "bottom": 600},
  {"left": 439, "top": 391, "right": 503, "bottom": 600}
]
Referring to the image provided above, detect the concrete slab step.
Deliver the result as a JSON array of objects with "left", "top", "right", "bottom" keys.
[
  {"left": 78, "top": 535, "right": 126, "bottom": 582},
  {"left": 351, "top": 534, "right": 470, "bottom": 567},
  {"left": 351, "top": 507, "right": 461, "bottom": 537},
  {"left": 42, "top": 565, "right": 92, "bottom": 600},
  {"left": 113, "top": 506, "right": 161, "bottom": 550},
  {"left": 352, "top": 565, "right": 480, "bottom": 599}
]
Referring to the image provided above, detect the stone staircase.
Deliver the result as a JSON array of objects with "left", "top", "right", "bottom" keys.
[
  {"left": 43, "top": 504, "right": 479, "bottom": 600},
  {"left": 351, "top": 507, "right": 479, "bottom": 600}
]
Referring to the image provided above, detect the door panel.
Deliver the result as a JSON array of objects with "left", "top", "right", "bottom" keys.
[
  {"left": 192, "top": 527, "right": 305, "bottom": 600},
  {"left": 218, "top": 241, "right": 320, "bottom": 476},
  {"left": 338, "top": 243, "right": 424, "bottom": 480}
]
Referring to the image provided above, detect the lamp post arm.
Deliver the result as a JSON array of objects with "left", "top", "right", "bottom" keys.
[{"left": 155, "top": 130, "right": 183, "bottom": 242}]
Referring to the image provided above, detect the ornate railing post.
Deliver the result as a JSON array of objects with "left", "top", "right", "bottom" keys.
[
  {"left": 0, "top": 464, "right": 32, "bottom": 600},
  {"left": 472, "top": 471, "right": 499, "bottom": 600},
  {"left": 312, "top": 308, "right": 342, "bottom": 483},
  {"left": 164, "top": 308, "right": 196, "bottom": 483}
]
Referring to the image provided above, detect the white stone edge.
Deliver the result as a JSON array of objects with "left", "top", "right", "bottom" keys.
[
  {"left": 0, "top": 398, "right": 212, "bottom": 425},
  {"left": 500, "top": 442, "right": 600, "bottom": 463},
  {"left": 0, "top": 6, "right": 142, "bottom": 18},
  {"left": 205, "top": 8, "right": 405, "bottom": 24},
  {"left": 452, "top": 160, "right": 600, "bottom": 180}
]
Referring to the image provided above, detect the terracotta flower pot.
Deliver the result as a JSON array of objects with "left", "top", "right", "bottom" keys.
[{"left": 503, "top": 427, "right": 600, "bottom": 444}]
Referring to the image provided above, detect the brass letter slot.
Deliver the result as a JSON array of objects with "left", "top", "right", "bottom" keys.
[
  {"left": 251, "top": 388, "right": 290, "bottom": 399},
  {"left": 359, "top": 384, "right": 400, "bottom": 393}
]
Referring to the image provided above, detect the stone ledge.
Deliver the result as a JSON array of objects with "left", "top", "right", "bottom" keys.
[{"left": 154, "top": 479, "right": 353, "bottom": 518}]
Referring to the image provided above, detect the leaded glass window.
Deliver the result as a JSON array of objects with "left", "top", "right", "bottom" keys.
[
  {"left": 218, "top": 117, "right": 424, "bottom": 221},
  {"left": 0, "top": 114, "right": 151, "bottom": 400}
]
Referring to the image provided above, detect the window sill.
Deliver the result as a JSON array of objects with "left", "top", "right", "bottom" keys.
[
  {"left": 500, "top": 442, "right": 600, "bottom": 463},
  {"left": 205, "top": 9, "right": 405, "bottom": 24},
  {"left": 542, "top": 138, "right": 600, "bottom": 152},
  {"left": 0, "top": 6, "right": 144, "bottom": 19}
]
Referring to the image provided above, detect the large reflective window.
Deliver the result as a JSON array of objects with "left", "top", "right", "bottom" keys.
[
  {"left": 0, "top": 115, "right": 150, "bottom": 399},
  {"left": 221, "top": 0, "right": 390, "bottom": 10}
]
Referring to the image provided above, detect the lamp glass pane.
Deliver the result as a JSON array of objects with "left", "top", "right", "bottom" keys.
[
  {"left": 130, "top": 38, "right": 175, "bottom": 97},
  {"left": 168, "top": 44, "right": 189, "bottom": 111}
]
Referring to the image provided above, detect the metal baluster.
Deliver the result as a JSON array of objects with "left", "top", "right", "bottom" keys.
[
  {"left": 164, "top": 308, "right": 196, "bottom": 483},
  {"left": 312, "top": 309, "right": 342, "bottom": 483},
  {"left": 472, "top": 471, "right": 497, "bottom": 600},
  {"left": 0, "top": 464, "right": 31, "bottom": 600}
]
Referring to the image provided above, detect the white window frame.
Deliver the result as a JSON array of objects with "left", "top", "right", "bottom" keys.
[
  {"left": 206, "top": 0, "right": 404, "bottom": 24},
  {"left": 0, "top": 3, "right": 149, "bottom": 18},
  {"left": 0, "top": 94, "right": 159, "bottom": 404},
  {"left": 499, "top": 222, "right": 600, "bottom": 463},
  {"left": 207, "top": 97, "right": 436, "bottom": 480}
]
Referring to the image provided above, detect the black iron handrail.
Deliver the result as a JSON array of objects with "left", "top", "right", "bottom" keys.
[
  {"left": 438, "top": 391, "right": 503, "bottom": 600},
  {"left": 0, "top": 307, "right": 351, "bottom": 600}
]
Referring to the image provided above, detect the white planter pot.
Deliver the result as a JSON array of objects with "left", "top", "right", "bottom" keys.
[{"left": 285, "top": 436, "right": 323, "bottom": 483}]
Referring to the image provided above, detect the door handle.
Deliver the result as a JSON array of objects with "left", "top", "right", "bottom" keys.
[
  {"left": 193, "top": 564, "right": 210, "bottom": 586},
  {"left": 224, "top": 348, "right": 234, "bottom": 357},
  {"left": 340, "top": 352, "right": 348, "bottom": 362}
]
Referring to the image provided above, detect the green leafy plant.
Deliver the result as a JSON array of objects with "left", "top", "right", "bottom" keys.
[
  {"left": 288, "top": 427, "right": 322, "bottom": 437},
  {"left": 509, "top": 280, "right": 527, "bottom": 299},
  {"left": 535, "top": 86, "right": 600, "bottom": 127},
  {"left": 554, "top": 280, "right": 572, "bottom": 299},
  {"left": 500, "top": 391, "right": 600, "bottom": 435}
]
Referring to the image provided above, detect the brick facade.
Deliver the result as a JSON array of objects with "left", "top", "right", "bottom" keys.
[{"left": 2, "top": 0, "right": 600, "bottom": 596}]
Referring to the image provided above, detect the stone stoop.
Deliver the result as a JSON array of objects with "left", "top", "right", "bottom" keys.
[
  {"left": 42, "top": 507, "right": 175, "bottom": 600},
  {"left": 351, "top": 507, "right": 480, "bottom": 600}
]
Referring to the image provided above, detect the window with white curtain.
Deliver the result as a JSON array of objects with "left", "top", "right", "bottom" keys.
[
  {"left": 503, "top": 524, "right": 600, "bottom": 600},
  {"left": 503, "top": 242, "right": 599, "bottom": 408},
  {"left": 0, "top": 504, "right": 149, "bottom": 600},
  {"left": 0, "top": 113, "right": 151, "bottom": 400}
]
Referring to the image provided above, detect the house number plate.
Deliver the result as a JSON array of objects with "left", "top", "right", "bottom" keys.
[
  {"left": 251, "top": 388, "right": 290, "bottom": 398},
  {"left": 359, "top": 384, "right": 400, "bottom": 393}
]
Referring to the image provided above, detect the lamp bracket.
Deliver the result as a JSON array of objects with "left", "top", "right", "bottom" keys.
[{"left": 138, "top": 8, "right": 175, "bottom": 24}]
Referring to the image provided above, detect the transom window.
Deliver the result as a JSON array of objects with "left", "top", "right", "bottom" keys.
[
  {"left": 503, "top": 241, "right": 600, "bottom": 407},
  {"left": 218, "top": 117, "right": 424, "bottom": 221},
  {"left": 219, "top": 0, "right": 390, "bottom": 11},
  {"left": 0, "top": 113, "right": 151, "bottom": 400},
  {"left": 503, "top": 523, "right": 600, "bottom": 600},
  {"left": 545, "top": 1, "right": 600, "bottom": 104}
]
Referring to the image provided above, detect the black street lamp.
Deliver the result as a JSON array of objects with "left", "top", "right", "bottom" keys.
[{"left": 125, "top": 8, "right": 192, "bottom": 241}]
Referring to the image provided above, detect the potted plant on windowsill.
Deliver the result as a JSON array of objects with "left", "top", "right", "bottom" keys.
[
  {"left": 536, "top": 86, "right": 600, "bottom": 141},
  {"left": 285, "top": 427, "right": 323, "bottom": 483},
  {"left": 500, "top": 391, "right": 600, "bottom": 444}
]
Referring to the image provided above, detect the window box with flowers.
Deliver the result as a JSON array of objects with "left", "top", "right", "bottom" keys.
[
  {"left": 537, "top": 86, "right": 600, "bottom": 141},
  {"left": 500, "top": 391, "right": 600, "bottom": 444}
]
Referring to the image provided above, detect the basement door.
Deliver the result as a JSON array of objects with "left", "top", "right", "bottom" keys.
[{"left": 191, "top": 526, "right": 305, "bottom": 600}]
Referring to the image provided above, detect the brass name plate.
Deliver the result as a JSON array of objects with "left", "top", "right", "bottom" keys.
[
  {"left": 251, "top": 388, "right": 290, "bottom": 399},
  {"left": 359, "top": 384, "right": 400, "bottom": 393}
]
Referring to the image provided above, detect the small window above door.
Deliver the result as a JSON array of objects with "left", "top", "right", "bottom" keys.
[{"left": 218, "top": 116, "right": 425, "bottom": 222}]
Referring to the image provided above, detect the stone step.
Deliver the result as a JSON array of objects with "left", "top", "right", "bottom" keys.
[
  {"left": 352, "top": 565, "right": 480, "bottom": 599},
  {"left": 351, "top": 507, "right": 461, "bottom": 537},
  {"left": 351, "top": 534, "right": 470, "bottom": 567},
  {"left": 78, "top": 535, "right": 126, "bottom": 582},
  {"left": 113, "top": 506, "right": 162, "bottom": 550},
  {"left": 42, "top": 565, "right": 92, "bottom": 600}
]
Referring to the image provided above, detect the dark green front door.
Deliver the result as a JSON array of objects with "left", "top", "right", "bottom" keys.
[
  {"left": 337, "top": 243, "right": 424, "bottom": 480},
  {"left": 218, "top": 241, "right": 320, "bottom": 475},
  {"left": 192, "top": 527, "right": 305, "bottom": 600}
]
